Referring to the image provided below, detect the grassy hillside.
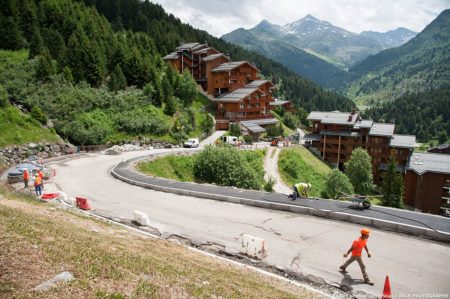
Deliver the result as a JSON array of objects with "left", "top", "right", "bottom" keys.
[
  {"left": 0, "top": 106, "right": 60, "bottom": 147},
  {"left": 0, "top": 185, "right": 314, "bottom": 298},
  {"left": 138, "top": 148, "right": 267, "bottom": 190},
  {"left": 278, "top": 147, "right": 333, "bottom": 197}
]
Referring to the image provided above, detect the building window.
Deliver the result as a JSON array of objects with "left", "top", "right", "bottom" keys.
[{"left": 240, "top": 104, "right": 244, "bottom": 109}]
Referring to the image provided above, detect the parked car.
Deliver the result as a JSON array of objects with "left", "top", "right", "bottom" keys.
[{"left": 183, "top": 138, "right": 200, "bottom": 148}]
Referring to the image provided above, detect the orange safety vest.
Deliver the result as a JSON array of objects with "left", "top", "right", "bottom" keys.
[
  {"left": 38, "top": 171, "right": 44, "bottom": 179},
  {"left": 351, "top": 237, "right": 367, "bottom": 257},
  {"left": 34, "top": 176, "right": 42, "bottom": 186},
  {"left": 23, "top": 170, "right": 29, "bottom": 180}
]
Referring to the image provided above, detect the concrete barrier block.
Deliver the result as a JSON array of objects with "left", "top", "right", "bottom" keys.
[
  {"left": 240, "top": 234, "right": 267, "bottom": 259},
  {"left": 133, "top": 210, "right": 150, "bottom": 226}
]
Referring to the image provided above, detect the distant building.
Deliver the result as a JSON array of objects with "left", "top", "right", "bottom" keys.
[
  {"left": 164, "top": 42, "right": 285, "bottom": 136},
  {"left": 404, "top": 153, "right": 450, "bottom": 216},
  {"left": 428, "top": 144, "right": 450, "bottom": 155},
  {"left": 269, "top": 99, "right": 294, "bottom": 112},
  {"left": 305, "top": 111, "right": 415, "bottom": 179}
]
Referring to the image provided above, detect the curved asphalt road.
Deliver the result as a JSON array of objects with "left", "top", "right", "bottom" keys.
[{"left": 48, "top": 140, "right": 450, "bottom": 297}]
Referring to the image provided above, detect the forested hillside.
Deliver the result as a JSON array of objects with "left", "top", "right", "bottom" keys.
[
  {"left": 363, "top": 87, "right": 450, "bottom": 142},
  {"left": 0, "top": 0, "right": 355, "bottom": 147},
  {"left": 0, "top": 0, "right": 210, "bottom": 145},
  {"left": 79, "top": 0, "right": 354, "bottom": 112},
  {"left": 346, "top": 9, "right": 450, "bottom": 105}
]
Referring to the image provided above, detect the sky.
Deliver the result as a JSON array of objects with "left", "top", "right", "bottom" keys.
[{"left": 151, "top": 0, "right": 450, "bottom": 37}]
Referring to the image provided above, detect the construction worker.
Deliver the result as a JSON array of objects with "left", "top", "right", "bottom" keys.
[
  {"left": 34, "top": 174, "right": 42, "bottom": 196},
  {"left": 291, "top": 182, "right": 311, "bottom": 200},
  {"left": 22, "top": 169, "right": 29, "bottom": 188},
  {"left": 37, "top": 169, "right": 44, "bottom": 190},
  {"left": 339, "top": 228, "right": 374, "bottom": 285}
]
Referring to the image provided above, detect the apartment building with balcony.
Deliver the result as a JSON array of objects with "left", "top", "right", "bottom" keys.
[
  {"left": 305, "top": 111, "right": 416, "bottom": 179},
  {"left": 163, "top": 43, "right": 279, "bottom": 134}
]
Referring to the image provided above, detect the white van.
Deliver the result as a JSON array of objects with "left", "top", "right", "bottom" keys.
[{"left": 220, "top": 136, "right": 239, "bottom": 145}]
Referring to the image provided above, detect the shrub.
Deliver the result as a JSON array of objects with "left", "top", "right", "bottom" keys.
[
  {"left": 193, "top": 145, "right": 261, "bottom": 189},
  {"left": 229, "top": 123, "right": 241, "bottom": 136},
  {"left": 324, "top": 169, "right": 354, "bottom": 199},
  {"left": 30, "top": 106, "right": 47, "bottom": 125},
  {"left": 64, "top": 110, "right": 114, "bottom": 145}
]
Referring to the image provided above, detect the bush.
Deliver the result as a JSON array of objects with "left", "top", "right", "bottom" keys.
[
  {"left": 324, "top": 169, "right": 354, "bottom": 199},
  {"left": 64, "top": 110, "right": 114, "bottom": 145},
  {"left": 345, "top": 148, "right": 374, "bottom": 194},
  {"left": 243, "top": 135, "right": 253, "bottom": 144},
  {"left": 193, "top": 145, "right": 261, "bottom": 190},
  {"left": 229, "top": 123, "right": 241, "bottom": 136},
  {"left": 30, "top": 106, "right": 47, "bottom": 125},
  {"left": 264, "top": 177, "right": 276, "bottom": 192}
]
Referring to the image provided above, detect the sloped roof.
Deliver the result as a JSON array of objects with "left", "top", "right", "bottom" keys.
[
  {"left": 369, "top": 123, "right": 395, "bottom": 137},
  {"left": 212, "top": 61, "right": 259, "bottom": 73},
  {"left": 162, "top": 52, "right": 179, "bottom": 60},
  {"left": 389, "top": 134, "right": 416, "bottom": 148},
  {"left": 269, "top": 100, "right": 290, "bottom": 106},
  {"left": 406, "top": 152, "right": 450, "bottom": 175},
  {"left": 213, "top": 88, "right": 258, "bottom": 103},
  {"left": 353, "top": 120, "right": 373, "bottom": 129},
  {"left": 320, "top": 130, "right": 361, "bottom": 137},
  {"left": 202, "top": 53, "right": 228, "bottom": 62},
  {"left": 176, "top": 43, "right": 201, "bottom": 50},
  {"left": 244, "top": 80, "right": 274, "bottom": 89},
  {"left": 307, "top": 111, "right": 359, "bottom": 126},
  {"left": 240, "top": 118, "right": 279, "bottom": 133}
]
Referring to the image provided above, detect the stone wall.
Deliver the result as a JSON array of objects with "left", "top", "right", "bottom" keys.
[{"left": 0, "top": 142, "right": 77, "bottom": 166}]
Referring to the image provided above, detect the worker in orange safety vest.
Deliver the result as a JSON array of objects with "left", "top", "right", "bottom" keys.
[
  {"left": 339, "top": 228, "right": 374, "bottom": 285},
  {"left": 34, "top": 174, "right": 42, "bottom": 196},
  {"left": 23, "top": 169, "right": 29, "bottom": 188},
  {"left": 37, "top": 169, "right": 44, "bottom": 190}
]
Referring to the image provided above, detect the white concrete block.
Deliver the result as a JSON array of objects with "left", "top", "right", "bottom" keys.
[
  {"left": 133, "top": 210, "right": 150, "bottom": 226},
  {"left": 240, "top": 234, "right": 267, "bottom": 259}
]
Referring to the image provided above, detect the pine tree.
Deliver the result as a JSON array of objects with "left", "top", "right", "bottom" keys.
[
  {"left": 163, "top": 96, "right": 176, "bottom": 116},
  {"left": 108, "top": 64, "right": 127, "bottom": 92},
  {"left": 0, "top": 0, "right": 23, "bottom": 50},
  {"left": 381, "top": 156, "right": 404, "bottom": 208},
  {"left": 35, "top": 52, "right": 56, "bottom": 82},
  {"left": 29, "top": 27, "right": 45, "bottom": 58}
]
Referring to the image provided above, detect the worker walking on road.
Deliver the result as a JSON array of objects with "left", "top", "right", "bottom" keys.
[
  {"left": 23, "top": 169, "right": 29, "bottom": 188},
  {"left": 339, "top": 228, "right": 374, "bottom": 285}
]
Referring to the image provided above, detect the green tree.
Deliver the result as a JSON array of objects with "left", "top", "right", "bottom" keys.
[
  {"left": 29, "top": 27, "right": 45, "bottom": 58},
  {"left": 345, "top": 148, "right": 373, "bottom": 194},
  {"left": 282, "top": 112, "right": 299, "bottom": 130},
  {"left": 200, "top": 113, "right": 215, "bottom": 136},
  {"left": 35, "top": 53, "right": 56, "bottom": 82},
  {"left": 438, "top": 131, "right": 448, "bottom": 144},
  {"left": 163, "top": 96, "right": 176, "bottom": 116},
  {"left": 108, "top": 64, "right": 127, "bottom": 92},
  {"left": 381, "top": 156, "right": 404, "bottom": 208},
  {"left": 325, "top": 168, "right": 354, "bottom": 199},
  {"left": 175, "top": 70, "right": 197, "bottom": 106}
]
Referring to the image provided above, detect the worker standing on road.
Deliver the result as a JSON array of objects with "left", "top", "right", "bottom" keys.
[
  {"left": 23, "top": 169, "right": 29, "bottom": 188},
  {"left": 339, "top": 228, "right": 374, "bottom": 285},
  {"left": 34, "top": 174, "right": 42, "bottom": 196},
  {"left": 38, "top": 169, "right": 44, "bottom": 190}
]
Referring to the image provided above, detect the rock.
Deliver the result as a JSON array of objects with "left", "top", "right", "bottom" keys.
[
  {"left": 50, "top": 144, "right": 60, "bottom": 152},
  {"left": 44, "top": 146, "right": 50, "bottom": 152},
  {"left": 28, "top": 143, "right": 37, "bottom": 149},
  {"left": 33, "top": 271, "right": 74, "bottom": 291}
]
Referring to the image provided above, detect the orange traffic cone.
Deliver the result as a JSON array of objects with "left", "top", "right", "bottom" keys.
[{"left": 382, "top": 275, "right": 392, "bottom": 299}]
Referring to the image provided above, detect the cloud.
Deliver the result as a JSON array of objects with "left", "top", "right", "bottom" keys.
[{"left": 153, "top": 0, "right": 450, "bottom": 36}]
